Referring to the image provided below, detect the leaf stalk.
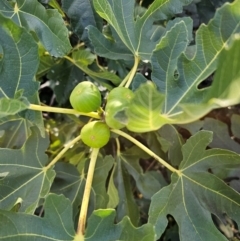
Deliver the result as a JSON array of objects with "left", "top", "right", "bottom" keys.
[
  {"left": 119, "top": 70, "right": 132, "bottom": 87},
  {"left": 45, "top": 135, "right": 82, "bottom": 170},
  {"left": 77, "top": 148, "right": 99, "bottom": 235},
  {"left": 28, "top": 104, "right": 100, "bottom": 119},
  {"left": 124, "top": 56, "right": 140, "bottom": 88},
  {"left": 115, "top": 138, "right": 121, "bottom": 156},
  {"left": 111, "top": 129, "right": 179, "bottom": 174}
]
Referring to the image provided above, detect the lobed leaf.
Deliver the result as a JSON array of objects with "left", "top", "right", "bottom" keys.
[
  {"left": 149, "top": 131, "right": 240, "bottom": 240},
  {"left": 152, "top": 0, "right": 240, "bottom": 124},
  {"left": 204, "top": 35, "right": 240, "bottom": 105},
  {"left": 0, "top": 12, "right": 44, "bottom": 135},
  {"left": 87, "top": 25, "right": 133, "bottom": 60},
  {"left": 203, "top": 118, "right": 240, "bottom": 154},
  {"left": 0, "top": 128, "right": 55, "bottom": 213},
  {"left": 0, "top": 0, "right": 71, "bottom": 57},
  {"left": 85, "top": 209, "right": 155, "bottom": 241},
  {"left": 89, "top": 0, "right": 193, "bottom": 60},
  {"left": 0, "top": 194, "right": 75, "bottom": 241},
  {"left": 51, "top": 162, "right": 86, "bottom": 218},
  {"left": 0, "top": 13, "right": 39, "bottom": 99},
  {"left": 151, "top": 18, "right": 192, "bottom": 113},
  {"left": 37, "top": 43, "right": 55, "bottom": 79}
]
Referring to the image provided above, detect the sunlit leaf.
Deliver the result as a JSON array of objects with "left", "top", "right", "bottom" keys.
[
  {"left": 204, "top": 35, "right": 240, "bottom": 105},
  {"left": 152, "top": 1, "right": 240, "bottom": 124},
  {"left": 149, "top": 131, "right": 240, "bottom": 240},
  {"left": 0, "top": 128, "right": 55, "bottom": 213},
  {"left": 0, "top": 194, "right": 75, "bottom": 241},
  {"left": 126, "top": 81, "right": 170, "bottom": 133}
]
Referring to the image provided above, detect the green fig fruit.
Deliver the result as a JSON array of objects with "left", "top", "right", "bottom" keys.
[
  {"left": 70, "top": 81, "right": 101, "bottom": 113},
  {"left": 81, "top": 121, "right": 110, "bottom": 148},
  {"left": 107, "top": 87, "right": 134, "bottom": 103}
]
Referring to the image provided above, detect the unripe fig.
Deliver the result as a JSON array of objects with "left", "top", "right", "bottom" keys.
[
  {"left": 105, "top": 87, "right": 134, "bottom": 129},
  {"left": 70, "top": 81, "right": 101, "bottom": 113},
  {"left": 107, "top": 87, "right": 134, "bottom": 103},
  {"left": 81, "top": 121, "right": 110, "bottom": 148}
]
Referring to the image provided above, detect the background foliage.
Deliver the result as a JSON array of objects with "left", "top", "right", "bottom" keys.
[{"left": 0, "top": 0, "right": 240, "bottom": 240}]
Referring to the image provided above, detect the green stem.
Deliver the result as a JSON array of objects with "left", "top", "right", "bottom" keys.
[
  {"left": 111, "top": 129, "right": 179, "bottom": 174},
  {"left": 29, "top": 104, "right": 100, "bottom": 119},
  {"left": 64, "top": 55, "right": 81, "bottom": 68},
  {"left": 124, "top": 56, "right": 140, "bottom": 88},
  {"left": 119, "top": 71, "right": 132, "bottom": 87},
  {"left": 45, "top": 135, "right": 82, "bottom": 170},
  {"left": 77, "top": 148, "right": 99, "bottom": 235},
  {"left": 115, "top": 138, "right": 121, "bottom": 156},
  {"left": 71, "top": 42, "right": 85, "bottom": 53}
]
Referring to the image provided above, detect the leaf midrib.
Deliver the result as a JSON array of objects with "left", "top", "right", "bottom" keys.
[
  {"left": 182, "top": 173, "right": 240, "bottom": 207},
  {"left": 167, "top": 16, "right": 240, "bottom": 116}
]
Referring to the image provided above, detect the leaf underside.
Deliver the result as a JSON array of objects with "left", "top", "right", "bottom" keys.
[{"left": 152, "top": 0, "right": 240, "bottom": 123}]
